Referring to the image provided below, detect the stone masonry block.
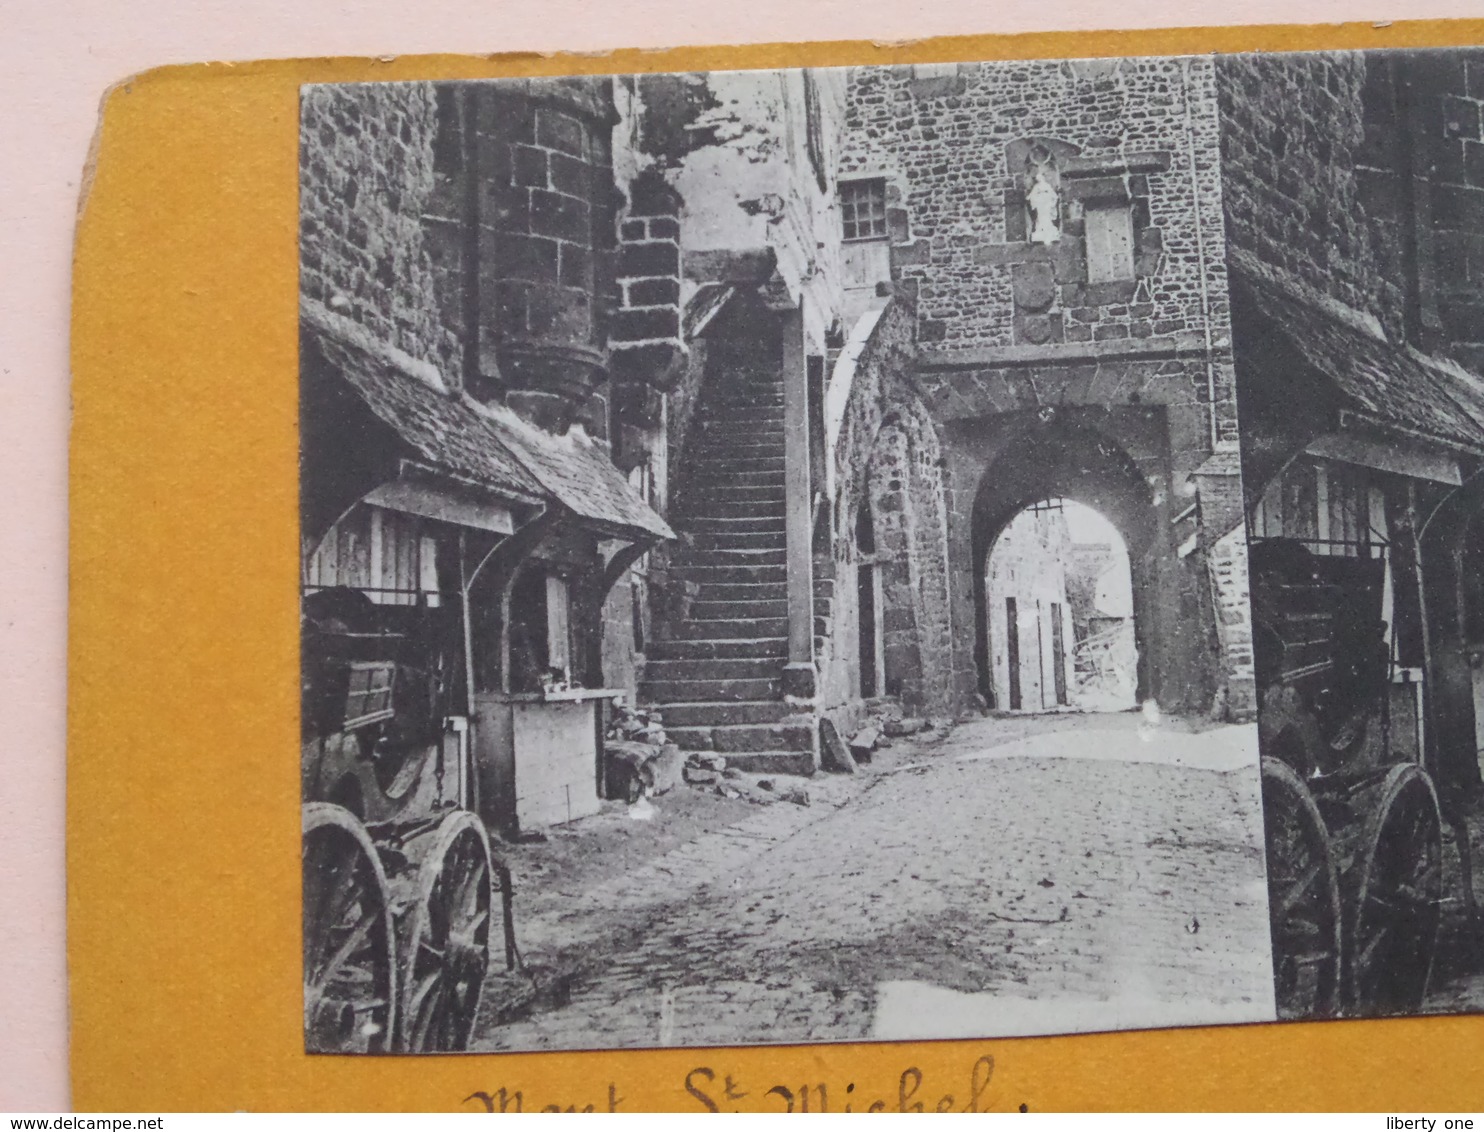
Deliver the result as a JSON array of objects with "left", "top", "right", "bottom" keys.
[
  {"left": 530, "top": 188, "right": 592, "bottom": 244},
  {"left": 620, "top": 240, "right": 681, "bottom": 278}
]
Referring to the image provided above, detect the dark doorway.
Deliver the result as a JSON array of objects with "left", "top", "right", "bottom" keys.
[
  {"left": 1005, "top": 596, "right": 1022, "bottom": 710},
  {"left": 1051, "top": 601, "right": 1068, "bottom": 707}
]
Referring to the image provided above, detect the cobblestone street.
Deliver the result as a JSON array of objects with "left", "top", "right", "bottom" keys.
[{"left": 472, "top": 713, "right": 1276, "bottom": 1051}]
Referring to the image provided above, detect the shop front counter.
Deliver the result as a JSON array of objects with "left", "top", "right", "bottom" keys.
[{"left": 471, "top": 688, "right": 624, "bottom": 834}]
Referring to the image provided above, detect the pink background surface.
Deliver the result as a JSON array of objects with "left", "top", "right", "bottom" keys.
[{"left": 3, "top": 0, "right": 1480, "bottom": 1111}]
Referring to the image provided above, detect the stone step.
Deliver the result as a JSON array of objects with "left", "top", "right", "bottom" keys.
[
  {"left": 691, "top": 581, "right": 789, "bottom": 602},
  {"left": 699, "top": 436, "right": 786, "bottom": 453},
  {"left": 690, "top": 530, "right": 788, "bottom": 552},
  {"left": 643, "top": 656, "right": 780, "bottom": 682},
  {"left": 687, "top": 453, "right": 786, "bottom": 473},
  {"left": 721, "top": 750, "right": 818, "bottom": 775},
  {"left": 698, "top": 427, "right": 786, "bottom": 444},
  {"left": 685, "top": 547, "right": 788, "bottom": 567},
  {"left": 696, "top": 424, "right": 786, "bottom": 444},
  {"left": 641, "top": 677, "right": 781, "bottom": 703},
  {"left": 688, "top": 484, "right": 787, "bottom": 505},
  {"left": 699, "top": 403, "right": 785, "bottom": 421},
  {"left": 647, "top": 637, "right": 788, "bottom": 660},
  {"left": 689, "top": 597, "right": 789, "bottom": 621},
  {"left": 671, "top": 616, "right": 789, "bottom": 639},
  {"left": 689, "top": 468, "right": 786, "bottom": 487},
  {"left": 698, "top": 418, "right": 785, "bottom": 436},
  {"left": 680, "top": 562, "right": 787, "bottom": 584},
  {"left": 704, "top": 403, "right": 784, "bottom": 418},
  {"left": 654, "top": 700, "right": 801, "bottom": 726},
  {"left": 708, "top": 389, "right": 783, "bottom": 404},
  {"left": 693, "top": 453, "right": 786, "bottom": 471},
  {"left": 701, "top": 501, "right": 789, "bottom": 521},
  {"left": 683, "top": 516, "right": 786, "bottom": 535},
  {"left": 667, "top": 721, "right": 815, "bottom": 754}
]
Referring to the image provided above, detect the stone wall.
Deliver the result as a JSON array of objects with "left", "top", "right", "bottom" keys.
[
  {"left": 1217, "top": 53, "right": 1383, "bottom": 322},
  {"left": 819, "top": 297, "right": 960, "bottom": 713},
  {"left": 840, "top": 56, "right": 1236, "bottom": 444},
  {"left": 618, "top": 69, "right": 850, "bottom": 355},
  {"left": 1206, "top": 523, "right": 1256, "bottom": 719},
  {"left": 300, "top": 83, "right": 459, "bottom": 378},
  {"left": 1419, "top": 49, "right": 1484, "bottom": 372},
  {"left": 1218, "top": 47, "right": 1484, "bottom": 373}
]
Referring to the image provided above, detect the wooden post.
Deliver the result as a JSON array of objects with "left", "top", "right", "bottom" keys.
[
  {"left": 458, "top": 531, "right": 477, "bottom": 810},
  {"left": 780, "top": 303, "right": 818, "bottom": 700}
]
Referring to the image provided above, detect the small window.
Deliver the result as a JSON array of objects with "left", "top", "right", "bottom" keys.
[
  {"left": 841, "top": 178, "right": 888, "bottom": 241},
  {"left": 1085, "top": 203, "right": 1136, "bottom": 283}
]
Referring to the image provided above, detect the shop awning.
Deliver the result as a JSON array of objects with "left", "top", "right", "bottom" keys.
[{"left": 362, "top": 478, "right": 516, "bottom": 534}]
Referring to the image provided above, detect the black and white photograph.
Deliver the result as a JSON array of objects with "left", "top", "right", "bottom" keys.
[{"left": 297, "top": 49, "right": 1483, "bottom": 1056}]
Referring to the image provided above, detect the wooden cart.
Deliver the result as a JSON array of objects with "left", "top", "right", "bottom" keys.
[
  {"left": 1251, "top": 539, "right": 1447, "bottom": 1019},
  {"left": 299, "top": 587, "right": 515, "bottom": 1053}
]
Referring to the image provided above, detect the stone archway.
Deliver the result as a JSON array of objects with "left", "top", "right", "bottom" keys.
[{"left": 969, "top": 416, "right": 1159, "bottom": 709}]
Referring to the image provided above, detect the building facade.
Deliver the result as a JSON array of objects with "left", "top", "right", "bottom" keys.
[
  {"left": 831, "top": 57, "right": 1255, "bottom": 723},
  {"left": 1218, "top": 48, "right": 1484, "bottom": 796}
]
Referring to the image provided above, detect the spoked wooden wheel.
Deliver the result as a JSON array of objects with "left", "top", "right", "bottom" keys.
[
  {"left": 398, "top": 811, "right": 493, "bottom": 1052},
  {"left": 1260, "top": 757, "right": 1343, "bottom": 1020},
  {"left": 1348, "top": 764, "right": 1444, "bottom": 1016},
  {"left": 302, "top": 803, "right": 398, "bottom": 1053}
]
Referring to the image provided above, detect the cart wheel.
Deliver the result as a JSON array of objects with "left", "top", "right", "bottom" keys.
[
  {"left": 398, "top": 810, "right": 493, "bottom": 1052},
  {"left": 302, "top": 802, "right": 398, "bottom": 1053},
  {"left": 1260, "top": 757, "right": 1343, "bottom": 1020},
  {"left": 1349, "top": 764, "right": 1444, "bottom": 1016}
]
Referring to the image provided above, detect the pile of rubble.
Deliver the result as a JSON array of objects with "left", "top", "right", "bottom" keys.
[
  {"left": 603, "top": 703, "right": 683, "bottom": 802},
  {"left": 604, "top": 705, "right": 808, "bottom": 807},
  {"left": 681, "top": 752, "right": 810, "bottom": 807},
  {"left": 844, "top": 711, "right": 940, "bottom": 765},
  {"left": 607, "top": 701, "right": 953, "bottom": 810}
]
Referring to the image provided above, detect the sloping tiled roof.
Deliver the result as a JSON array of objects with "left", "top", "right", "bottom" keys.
[
  {"left": 303, "top": 302, "right": 673, "bottom": 542},
  {"left": 1237, "top": 271, "right": 1484, "bottom": 454},
  {"left": 306, "top": 319, "right": 545, "bottom": 502},
  {"left": 470, "top": 398, "right": 675, "bottom": 542}
]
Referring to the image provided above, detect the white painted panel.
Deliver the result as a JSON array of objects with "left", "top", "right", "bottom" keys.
[
  {"left": 512, "top": 700, "right": 601, "bottom": 829},
  {"left": 1085, "top": 204, "right": 1135, "bottom": 284}
]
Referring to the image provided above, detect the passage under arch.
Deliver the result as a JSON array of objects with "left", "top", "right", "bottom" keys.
[{"left": 985, "top": 498, "right": 1137, "bottom": 714}]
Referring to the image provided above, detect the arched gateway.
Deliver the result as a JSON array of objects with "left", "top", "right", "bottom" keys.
[{"left": 969, "top": 416, "right": 1157, "bottom": 710}]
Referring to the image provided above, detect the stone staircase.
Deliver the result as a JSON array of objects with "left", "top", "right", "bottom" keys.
[{"left": 640, "top": 368, "right": 817, "bottom": 774}]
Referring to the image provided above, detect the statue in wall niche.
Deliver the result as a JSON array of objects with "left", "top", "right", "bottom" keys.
[{"left": 1025, "top": 147, "right": 1062, "bottom": 245}]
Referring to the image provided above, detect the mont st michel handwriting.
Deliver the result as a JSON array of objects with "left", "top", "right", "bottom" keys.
[{"left": 462, "top": 1054, "right": 1006, "bottom": 1114}]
